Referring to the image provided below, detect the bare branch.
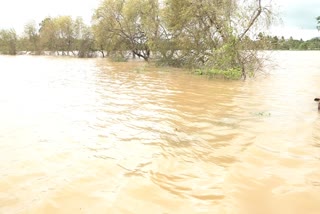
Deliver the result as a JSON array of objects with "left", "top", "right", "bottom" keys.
[{"left": 239, "top": 0, "right": 262, "bottom": 40}]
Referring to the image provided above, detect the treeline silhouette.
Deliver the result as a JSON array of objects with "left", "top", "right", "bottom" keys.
[{"left": 257, "top": 33, "right": 320, "bottom": 50}]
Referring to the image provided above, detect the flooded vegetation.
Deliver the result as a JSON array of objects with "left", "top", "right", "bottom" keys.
[
  {"left": 0, "top": 51, "right": 319, "bottom": 213},
  {"left": 1, "top": 0, "right": 279, "bottom": 80}
]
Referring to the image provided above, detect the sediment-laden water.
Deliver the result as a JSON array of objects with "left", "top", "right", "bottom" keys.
[{"left": 0, "top": 52, "right": 319, "bottom": 213}]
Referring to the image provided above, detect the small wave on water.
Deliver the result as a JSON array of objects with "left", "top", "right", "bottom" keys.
[{"left": 0, "top": 53, "right": 320, "bottom": 213}]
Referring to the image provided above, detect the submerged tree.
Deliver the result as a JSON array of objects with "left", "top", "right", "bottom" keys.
[
  {"left": 73, "top": 17, "right": 95, "bottom": 58},
  {"left": 39, "top": 17, "right": 58, "bottom": 54},
  {"left": 92, "top": 0, "right": 161, "bottom": 61},
  {"left": 0, "top": 29, "right": 17, "bottom": 55},
  {"left": 93, "top": 0, "right": 274, "bottom": 79},
  {"left": 161, "top": 0, "right": 274, "bottom": 79},
  {"left": 0, "top": 0, "right": 276, "bottom": 79},
  {"left": 23, "top": 21, "right": 41, "bottom": 54},
  {"left": 38, "top": 16, "right": 94, "bottom": 57},
  {"left": 92, "top": 0, "right": 128, "bottom": 59}
]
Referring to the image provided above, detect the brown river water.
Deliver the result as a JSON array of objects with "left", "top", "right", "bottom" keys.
[{"left": 0, "top": 51, "right": 320, "bottom": 214}]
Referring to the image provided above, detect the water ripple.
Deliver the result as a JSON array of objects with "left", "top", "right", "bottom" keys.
[{"left": 1, "top": 53, "right": 320, "bottom": 213}]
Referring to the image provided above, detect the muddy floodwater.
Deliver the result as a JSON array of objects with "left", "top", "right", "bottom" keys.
[{"left": 0, "top": 51, "right": 320, "bottom": 214}]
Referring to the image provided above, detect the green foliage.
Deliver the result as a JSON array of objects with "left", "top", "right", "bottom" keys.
[
  {"left": 92, "top": 0, "right": 159, "bottom": 61},
  {"left": 23, "top": 21, "right": 40, "bottom": 54},
  {"left": 36, "top": 16, "right": 94, "bottom": 57},
  {"left": 39, "top": 17, "right": 57, "bottom": 53},
  {"left": 256, "top": 34, "right": 320, "bottom": 50},
  {"left": 93, "top": 0, "right": 275, "bottom": 78},
  {"left": 195, "top": 67, "right": 242, "bottom": 80},
  {"left": 74, "top": 17, "right": 95, "bottom": 58},
  {"left": 0, "top": 0, "right": 284, "bottom": 80},
  {"left": 155, "top": 57, "right": 184, "bottom": 67},
  {"left": 0, "top": 29, "right": 17, "bottom": 55},
  {"left": 158, "top": 0, "right": 274, "bottom": 79},
  {"left": 109, "top": 54, "right": 128, "bottom": 62},
  {"left": 253, "top": 15, "right": 320, "bottom": 50}
]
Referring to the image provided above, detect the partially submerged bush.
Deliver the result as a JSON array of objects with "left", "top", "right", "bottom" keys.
[{"left": 195, "top": 67, "right": 242, "bottom": 80}]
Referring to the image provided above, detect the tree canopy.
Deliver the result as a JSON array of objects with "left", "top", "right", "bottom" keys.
[
  {"left": 0, "top": 29, "right": 17, "bottom": 55},
  {"left": 37, "top": 16, "right": 94, "bottom": 57},
  {"left": 91, "top": 0, "right": 275, "bottom": 79}
]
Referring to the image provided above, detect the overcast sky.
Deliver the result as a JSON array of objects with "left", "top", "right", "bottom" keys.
[
  {"left": 0, "top": 0, "right": 319, "bottom": 40},
  {"left": 271, "top": 0, "right": 320, "bottom": 40},
  {"left": 0, "top": 0, "right": 100, "bottom": 32}
]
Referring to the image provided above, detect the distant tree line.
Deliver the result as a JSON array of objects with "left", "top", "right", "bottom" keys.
[
  {"left": 1, "top": 0, "right": 318, "bottom": 79},
  {"left": 257, "top": 16, "right": 320, "bottom": 50},
  {"left": 255, "top": 33, "right": 320, "bottom": 50}
]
